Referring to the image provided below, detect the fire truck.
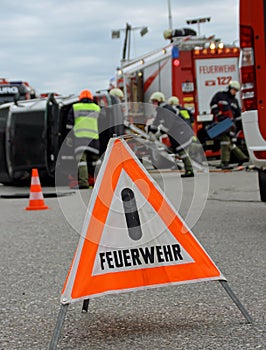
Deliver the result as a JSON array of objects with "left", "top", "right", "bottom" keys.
[
  {"left": 0, "top": 78, "right": 36, "bottom": 104},
  {"left": 115, "top": 31, "right": 241, "bottom": 157},
  {"left": 240, "top": 0, "right": 266, "bottom": 201}
]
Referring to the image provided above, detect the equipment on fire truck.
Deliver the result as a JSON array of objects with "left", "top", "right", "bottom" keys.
[
  {"left": 163, "top": 27, "right": 197, "bottom": 40},
  {"left": 115, "top": 29, "right": 241, "bottom": 158}
]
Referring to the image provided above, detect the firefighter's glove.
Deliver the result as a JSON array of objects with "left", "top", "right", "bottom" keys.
[
  {"left": 214, "top": 112, "right": 223, "bottom": 122},
  {"left": 229, "top": 129, "right": 237, "bottom": 143},
  {"left": 155, "top": 128, "right": 162, "bottom": 138}
]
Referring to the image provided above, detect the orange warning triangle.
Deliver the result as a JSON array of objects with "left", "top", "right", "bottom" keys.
[{"left": 61, "top": 138, "right": 225, "bottom": 304}]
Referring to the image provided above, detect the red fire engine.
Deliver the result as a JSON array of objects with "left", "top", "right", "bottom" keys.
[
  {"left": 240, "top": 0, "right": 266, "bottom": 201},
  {"left": 115, "top": 32, "right": 240, "bottom": 157}
]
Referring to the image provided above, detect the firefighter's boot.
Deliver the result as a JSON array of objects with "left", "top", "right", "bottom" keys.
[
  {"left": 181, "top": 170, "right": 194, "bottom": 178},
  {"left": 179, "top": 149, "right": 194, "bottom": 177},
  {"left": 220, "top": 162, "right": 233, "bottom": 170},
  {"left": 216, "top": 134, "right": 231, "bottom": 169},
  {"left": 231, "top": 145, "right": 249, "bottom": 165},
  {"left": 76, "top": 152, "right": 89, "bottom": 189},
  {"left": 220, "top": 135, "right": 231, "bottom": 164}
]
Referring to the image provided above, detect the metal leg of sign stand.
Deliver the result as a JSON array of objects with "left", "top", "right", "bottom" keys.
[
  {"left": 219, "top": 280, "right": 253, "bottom": 324},
  {"left": 82, "top": 298, "right": 90, "bottom": 313},
  {"left": 49, "top": 303, "right": 69, "bottom": 350}
]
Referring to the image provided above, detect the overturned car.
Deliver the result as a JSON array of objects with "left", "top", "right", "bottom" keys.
[{"left": 0, "top": 93, "right": 127, "bottom": 185}]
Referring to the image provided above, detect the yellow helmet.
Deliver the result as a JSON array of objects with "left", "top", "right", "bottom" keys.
[
  {"left": 229, "top": 80, "right": 241, "bottom": 91},
  {"left": 109, "top": 88, "right": 124, "bottom": 99},
  {"left": 163, "top": 29, "right": 172, "bottom": 40},
  {"left": 168, "top": 96, "right": 180, "bottom": 106},
  {"left": 150, "top": 91, "right": 165, "bottom": 103}
]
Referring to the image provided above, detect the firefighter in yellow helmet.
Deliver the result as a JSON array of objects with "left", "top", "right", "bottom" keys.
[
  {"left": 148, "top": 91, "right": 194, "bottom": 177},
  {"left": 167, "top": 96, "right": 180, "bottom": 105},
  {"left": 109, "top": 88, "right": 124, "bottom": 101},
  {"left": 210, "top": 80, "right": 248, "bottom": 169},
  {"left": 66, "top": 89, "right": 100, "bottom": 189},
  {"left": 168, "top": 95, "right": 206, "bottom": 165},
  {"left": 98, "top": 87, "right": 125, "bottom": 156},
  {"left": 167, "top": 96, "right": 194, "bottom": 128}
]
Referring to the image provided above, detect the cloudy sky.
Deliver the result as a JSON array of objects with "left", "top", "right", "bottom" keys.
[{"left": 0, "top": 0, "right": 239, "bottom": 96}]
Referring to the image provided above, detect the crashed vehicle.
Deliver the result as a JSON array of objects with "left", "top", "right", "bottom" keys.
[
  {"left": 0, "top": 93, "right": 133, "bottom": 185},
  {"left": 0, "top": 94, "right": 77, "bottom": 185}
]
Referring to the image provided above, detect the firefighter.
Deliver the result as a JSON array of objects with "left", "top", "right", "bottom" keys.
[
  {"left": 98, "top": 87, "right": 125, "bottom": 156},
  {"left": 67, "top": 89, "right": 100, "bottom": 189},
  {"left": 109, "top": 87, "right": 124, "bottom": 101},
  {"left": 210, "top": 81, "right": 248, "bottom": 169},
  {"left": 167, "top": 96, "right": 194, "bottom": 128},
  {"left": 148, "top": 91, "right": 195, "bottom": 177},
  {"left": 168, "top": 96, "right": 205, "bottom": 165}
]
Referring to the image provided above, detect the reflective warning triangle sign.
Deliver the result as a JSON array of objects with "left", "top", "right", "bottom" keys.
[{"left": 61, "top": 138, "right": 225, "bottom": 304}]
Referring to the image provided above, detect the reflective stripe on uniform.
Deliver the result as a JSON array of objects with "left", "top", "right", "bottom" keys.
[
  {"left": 231, "top": 102, "right": 238, "bottom": 109},
  {"left": 179, "top": 109, "right": 190, "bottom": 120},
  {"left": 74, "top": 118, "right": 99, "bottom": 139},
  {"left": 75, "top": 145, "right": 99, "bottom": 155},
  {"left": 179, "top": 152, "right": 188, "bottom": 159},
  {"left": 218, "top": 100, "right": 229, "bottom": 105},
  {"left": 175, "top": 137, "right": 194, "bottom": 152},
  {"left": 74, "top": 125, "right": 99, "bottom": 139},
  {"left": 78, "top": 161, "right": 87, "bottom": 167},
  {"left": 220, "top": 141, "right": 230, "bottom": 145}
]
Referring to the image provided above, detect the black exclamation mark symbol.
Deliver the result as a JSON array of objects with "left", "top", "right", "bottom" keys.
[{"left": 121, "top": 188, "right": 143, "bottom": 241}]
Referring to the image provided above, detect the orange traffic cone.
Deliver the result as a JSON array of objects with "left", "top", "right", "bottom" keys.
[{"left": 25, "top": 169, "right": 49, "bottom": 210}]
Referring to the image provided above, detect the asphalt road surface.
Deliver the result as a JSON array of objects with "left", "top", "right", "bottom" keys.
[{"left": 0, "top": 168, "right": 265, "bottom": 349}]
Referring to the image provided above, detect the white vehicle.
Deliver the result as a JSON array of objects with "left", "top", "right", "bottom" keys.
[
  {"left": 240, "top": 0, "right": 266, "bottom": 201},
  {"left": 115, "top": 31, "right": 241, "bottom": 158}
]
